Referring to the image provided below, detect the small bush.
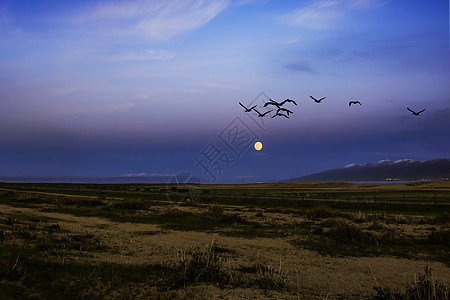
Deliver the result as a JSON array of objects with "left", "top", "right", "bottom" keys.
[
  {"left": 380, "top": 229, "right": 404, "bottom": 243},
  {"left": 58, "top": 197, "right": 104, "bottom": 207},
  {"left": 108, "top": 199, "right": 146, "bottom": 210},
  {"left": 255, "top": 211, "right": 264, "bottom": 218},
  {"left": 173, "top": 241, "right": 231, "bottom": 287},
  {"left": 15, "top": 193, "right": 45, "bottom": 204},
  {"left": 369, "top": 221, "right": 387, "bottom": 231},
  {"left": 179, "top": 198, "right": 195, "bottom": 207},
  {"left": 327, "top": 219, "right": 370, "bottom": 242},
  {"left": 307, "top": 205, "right": 335, "bottom": 219},
  {"left": 352, "top": 211, "right": 370, "bottom": 223},
  {"left": 207, "top": 204, "right": 224, "bottom": 218},
  {"left": 218, "top": 213, "right": 247, "bottom": 224},
  {"left": 162, "top": 206, "right": 193, "bottom": 217},
  {"left": 321, "top": 217, "right": 347, "bottom": 228}
]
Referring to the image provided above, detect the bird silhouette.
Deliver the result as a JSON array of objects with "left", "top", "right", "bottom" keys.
[
  {"left": 253, "top": 108, "right": 272, "bottom": 117},
  {"left": 277, "top": 108, "right": 293, "bottom": 116},
  {"left": 264, "top": 98, "right": 297, "bottom": 108},
  {"left": 407, "top": 107, "right": 425, "bottom": 116},
  {"left": 280, "top": 98, "right": 297, "bottom": 106},
  {"left": 349, "top": 101, "right": 362, "bottom": 106},
  {"left": 263, "top": 99, "right": 282, "bottom": 108},
  {"left": 271, "top": 112, "right": 289, "bottom": 119},
  {"left": 239, "top": 102, "right": 257, "bottom": 112},
  {"left": 310, "top": 95, "right": 326, "bottom": 103}
]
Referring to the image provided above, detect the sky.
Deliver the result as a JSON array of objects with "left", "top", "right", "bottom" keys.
[{"left": 0, "top": 0, "right": 448, "bottom": 183}]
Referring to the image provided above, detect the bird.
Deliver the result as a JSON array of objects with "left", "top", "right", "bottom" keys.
[
  {"left": 407, "top": 107, "right": 425, "bottom": 116},
  {"left": 263, "top": 99, "right": 282, "bottom": 108},
  {"left": 310, "top": 95, "right": 326, "bottom": 103},
  {"left": 349, "top": 101, "right": 362, "bottom": 106},
  {"left": 239, "top": 102, "right": 257, "bottom": 112},
  {"left": 264, "top": 98, "right": 297, "bottom": 108},
  {"left": 277, "top": 108, "right": 293, "bottom": 116},
  {"left": 253, "top": 108, "right": 272, "bottom": 117},
  {"left": 271, "top": 112, "right": 289, "bottom": 119},
  {"left": 280, "top": 98, "right": 297, "bottom": 106}
]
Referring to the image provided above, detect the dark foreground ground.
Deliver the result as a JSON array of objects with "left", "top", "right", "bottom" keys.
[{"left": 0, "top": 181, "right": 449, "bottom": 299}]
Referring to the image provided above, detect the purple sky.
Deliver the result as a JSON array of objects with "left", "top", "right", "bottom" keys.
[{"left": 0, "top": 0, "right": 448, "bottom": 183}]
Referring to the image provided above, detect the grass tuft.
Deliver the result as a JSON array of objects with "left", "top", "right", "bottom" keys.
[
  {"left": 172, "top": 241, "right": 232, "bottom": 288},
  {"left": 373, "top": 265, "right": 450, "bottom": 300},
  {"left": 307, "top": 205, "right": 336, "bottom": 219}
]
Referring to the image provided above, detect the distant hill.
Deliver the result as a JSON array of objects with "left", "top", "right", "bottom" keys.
[
  {"left": 288, "top": 159, "right": 450, "bottom": 182},
  {"left": 0, "top": 173, "right": 201, "bottom": 184}
]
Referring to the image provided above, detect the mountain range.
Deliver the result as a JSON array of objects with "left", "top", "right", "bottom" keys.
[{"left": 288, "top": 159, "right": 450, "bottom": 182}]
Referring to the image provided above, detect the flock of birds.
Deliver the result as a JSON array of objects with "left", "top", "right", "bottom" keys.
[
  {"left": 239, "top": 95, "right": 426, "bottom": 119},
  {"left": 239, "top": 98, "right": 297, "bottom": 119}
]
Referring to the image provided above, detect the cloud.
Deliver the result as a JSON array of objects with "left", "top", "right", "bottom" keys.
[
  {"left": 350, "top": 0, "right": 391, "bottom": 9},
  {"left": 285, "top": 38, "right": 300, "bottom": 45},
  {"left": 283, "top": 0, "right": 388, "bottom": 30},
  {"left": 83, "top": 0, "right": 230, "bottom": 40},
  {"left": 122, "top": 172, "right": 148, "bottom": 177},
  {"left": 284, "top": 61, "right": 317, "bottom": 74},
  {"left": 113, "top": 49, "right": 174, "bottom": 61},
  {"left": 283, "top": 0, "right": 344, "bottom": 30},
  {"left": 201, "top": 81, "right": 240, "bottom": 89},
  {"left": 43, "top": 102, "right": 136, "bottom": 120}
]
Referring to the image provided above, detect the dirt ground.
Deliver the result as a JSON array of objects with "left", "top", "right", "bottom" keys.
[{"left": 1, "top": 202, "right": 449, "bottom": 299}]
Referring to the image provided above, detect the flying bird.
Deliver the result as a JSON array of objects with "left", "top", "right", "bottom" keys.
[
  {"left": 253, "top": 108, "right": 272, "bottom": 117},
  {"left": 280, "top": 98, "right": 297, "bottom": 106},
  {"left": 310, "top": 95, "right": 326, "bottom": 103},
  {"left": 277, "top": 108, "right": 293, "bottom": 116},
  {"left": 349, "top": 101, "right": 362, "bottom": 106},
  {"left": 239, "top": 102, "right": 257, "bottom": 112},
  {"left": 407, "top": 107, "right": 425, "bottom": 116},
  {"left": 264, "top": 98, "right": 297, "bottom": 108},
  {"left": 271, "top": 112, "right": 289, "bottom": 119},
  {"left": 263, "top": 99, "right": 282, "bottom": 108}
]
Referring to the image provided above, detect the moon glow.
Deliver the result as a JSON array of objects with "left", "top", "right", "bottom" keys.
[{"left": 254, "top": 141, "right": 263, "bottom": 151}]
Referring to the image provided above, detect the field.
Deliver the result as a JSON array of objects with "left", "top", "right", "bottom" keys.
[{"left": 0, "top": 181, "right": 449, "bottom": 299}]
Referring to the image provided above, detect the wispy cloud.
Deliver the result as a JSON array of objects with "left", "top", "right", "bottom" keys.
[
  {"left": 82, "top": 0, "right": 230, "bottom": 40},
  {"left": 122, "top": 172, "right": 148, "bottom": 177},
  {"left": 284, "top": 61, "right": 317, "bottom": 74},
  {"left": 284, "top": 0, "right": 344, "bottom": 30},
  {"left": 283, "top": 0, "right": 388, "bottom": 30},
  {"left": 201, "top": 81, "right": 241, "bottom": 89},
  {"left": 45, "top": 102, "right": 136, "bottom": 119},
  {"left": 112, "top": 49, "right": 174, "bottom": 61}
]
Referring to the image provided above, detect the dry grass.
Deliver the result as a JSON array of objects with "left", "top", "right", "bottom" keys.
[{"left": 373, "top": 265, "right": 450, "bottom": 300}]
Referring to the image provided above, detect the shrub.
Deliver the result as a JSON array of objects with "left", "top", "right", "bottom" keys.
[
  {"left": 207, "top": 204, "right": 224, "bottom": 218},
  {"left": 162, "top": 206, "right": 193, "bottom": 217},
  {"left": 352, "top": 211, "right": 370, "bottom": 223},
  {"left": 326, "top": 219, "right": 370, "bottom": 243},
  {"left": 108, "top": 199, "right": 146, "bottom": 210},
  {"left": 173, "top": 241, "right": 231, "bottom": 287},
  {"left": 307, "top": 205, "right": 335, "bottom": 219},
  {"left": 255, "top": 211, "right": 264, "bottom": 218}
]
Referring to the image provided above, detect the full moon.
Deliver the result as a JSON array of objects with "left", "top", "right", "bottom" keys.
[{"left": 254, "top": 141, "right": 263, "bottom": 151}]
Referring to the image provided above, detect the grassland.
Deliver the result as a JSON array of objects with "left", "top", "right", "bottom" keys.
[{"left": 0, "top": 181, "right": 449, "bottom": 299}]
